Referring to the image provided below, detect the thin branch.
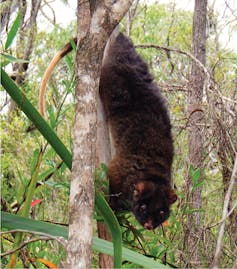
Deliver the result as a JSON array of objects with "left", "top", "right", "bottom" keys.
[
  {"left": 1, "top": 236, "right": 51, "bottom": 257},
  {"left": 224, "top": 0, "right": 237, "bottom": 20},
  {"left": 40, "top": 0, "right": 56, "bottom": 25},
  {"left": 0, "top": 229, "right": 67, "bottom": 247},
  {"left": 159, "top": 82, "right": 188, "bottom": 92},
  {"left": 207, "top": 198, "right": 237, "bottom": 229},
  {"left": 135, "top": 44, "right": 210, "bottom": 78},
  {"left": 137, "top": 44, "right": 237, "bottom": 157},
  {"left": 211, "top": 153, "right": 237, "bottom": 268},
  {"left": 165, "top": 1, "right": 176, "bottom": 75},
  {"left": 138, "top": 43, "right": 235, "bottom": 108}
]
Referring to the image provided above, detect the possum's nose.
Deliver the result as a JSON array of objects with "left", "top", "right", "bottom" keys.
[{"left": 143, "top": 219, "right": 153, "bottom": 230}]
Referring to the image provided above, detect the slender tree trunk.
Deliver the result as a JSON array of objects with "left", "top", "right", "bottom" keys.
[
  {"left": 7, "top": 0, "right": 42, "bottom": 122},
  {"left": 66, "top": 4, "right": 99, "bottom": 267},
  {"left": 0, "top": 0, "right": 20, "bottom": 33},
  {"left": 66, "top": 1, "right": 133, "bottom": 268},
  {"left": 186, "top": 0, "right": 207, "bottom": 267}
]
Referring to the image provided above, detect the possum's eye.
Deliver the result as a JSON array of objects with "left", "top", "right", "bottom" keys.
[
  {"left": 140, "top": 204, "right": 147, "bottom": 213},
  {"left": 133, "top": 189, "right": 139, "bottom": 196},
  {"left": 160, "top": 210, "right": 165, "bottom": 216}
]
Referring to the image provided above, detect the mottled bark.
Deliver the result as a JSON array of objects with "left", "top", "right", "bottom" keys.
[
  {"left": 66, "top": 1, "right": 133, "bottom": 268},
  {"left": 186, "top": 0, "right": 207, "bottom": 267}
]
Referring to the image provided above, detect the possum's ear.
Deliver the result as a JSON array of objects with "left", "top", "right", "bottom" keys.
[
  {"left": 168, "top": 190, "right": 177, "bottom": 204},
  {"left": 134, "top": 182, "right": 145, "bottom": 194}
]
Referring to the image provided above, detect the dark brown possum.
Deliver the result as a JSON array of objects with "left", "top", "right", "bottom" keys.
[{"left": 39, "top": 32, "right": 177, "bottom": 230}]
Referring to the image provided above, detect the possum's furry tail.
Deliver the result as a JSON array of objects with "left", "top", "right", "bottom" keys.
[{"left": 39, "top": 37, "right": 77, "bottom": 117}]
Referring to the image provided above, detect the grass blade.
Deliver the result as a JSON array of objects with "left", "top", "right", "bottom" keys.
[
  {"left": 5, "top": 12, "right": 22, "bottom": 50},
  {"left": 1, "top": 212, "right": 169, "bottom": 268}
]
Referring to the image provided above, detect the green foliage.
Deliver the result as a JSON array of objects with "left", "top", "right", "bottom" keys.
[
  {"left": 1, "top": 70, "right": 169, "bottom": 268},
  {"left": 1, "top": 209, "right": 168, "bottom": 268},
  {"left": 189, "top": 165, "right": 203, "bottom": 192},
  {"left": 1, "top": 53, "right": 28, "bottom": 67},
  {"left": 0, "top": 11, "right": 29, "bottom": 67},
  {"left": 94, "top": 163, "right": 109, "bottom": 192},
  {"left": 4, "top": 11, "right": 22, "bottom": 50},
  {"left": 1, "top": 2, "right": 236, "bottom": 268}
]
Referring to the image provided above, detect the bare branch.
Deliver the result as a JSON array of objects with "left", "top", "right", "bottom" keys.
[
  {"left": 211, "top": 153, "right": 237, "bottom": 268},
  {"left": 0, "top": 229, "right": 67, "bottom": 247},
  {"left": 40, "top": 0, "right": 56, "bottom": 25},
  {"left": 136, "top": 44, "right": 210, "bottom": 78},
  {"left": 1, "top": 236, "right": 52, "bottom": 257}
]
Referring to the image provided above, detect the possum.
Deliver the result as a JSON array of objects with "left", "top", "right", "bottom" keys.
[{"left": 39, "top": 32, "right": 177, "bottom": 230}]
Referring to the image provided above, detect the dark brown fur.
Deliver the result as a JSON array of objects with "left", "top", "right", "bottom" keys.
[
  {"left": 99, "top": 33, "right": 177, "bottom": 229},
  {"left": 40, "top": 32, "right": 177, "bottom": 229}
]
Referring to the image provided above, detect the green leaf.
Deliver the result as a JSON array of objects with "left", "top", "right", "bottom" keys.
[
  {"left": 189, "top": 165, "right": 201, "bottom": 183},
  {"left": 60, "top": 163, "right": 67, "bottom": 173},
  {"left": 30, "top": 149, "right": 40, "bottom": 176},
  {"left": 44, "top": 181, "right": 70, "bottom": 190},
  {"left": 48, "top": 105, "right": 56, "bottom": 129},
  {"left": 5, "top": 12, "right": 22, "bottom": 50},
  {"left": 95, "top": 163, "right": 108, "bottom": 183},
  {"left": 1, "top": 212, "right": 169, "bottom": 268},
  {"left": 38, "top": 167, "right": 56, "bottom": 181},
  {"left": 189, "top": 165, "right": 203, "bottom": 192},
  {"left": 65, "top": 56, "right": 74, "bottom": 73},
  {"left": 1, "top": 53, "right": 28, "bottom": 67},
  {"left": 1, "top": 211, "right": 68, "bottom": 238},
  {"left": 69, "top": 38, "right": 77, "bottom": 51}
]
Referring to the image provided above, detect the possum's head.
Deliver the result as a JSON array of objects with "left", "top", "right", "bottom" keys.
[{"left": 132, "top": 181, "right": 177, "bottom": 230}]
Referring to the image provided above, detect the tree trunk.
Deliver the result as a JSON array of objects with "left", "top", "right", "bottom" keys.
[
  {"left": 66, "top": 1, "right": 133, "bottom": 268},
  {"left": 186, "top": 0, "right": 207, "bottom": 267},
  {"left": 7, "top": 0, "right": 42, "bottom": 122}
]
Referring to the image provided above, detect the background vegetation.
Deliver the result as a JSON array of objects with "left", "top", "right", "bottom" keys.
[{"left": 1, "top": 0, "right": 236, "bottom": 268}]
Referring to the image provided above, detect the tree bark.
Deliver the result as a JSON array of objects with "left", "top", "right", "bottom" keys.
[
  {"left": 66, "top": 1, "right": 133, "bottom": 268},
  {"left": 7, "top": 0, "right": 42, "bottom": 122},
  {"left": 186, "top": 0, "right": 207, "bottom": 267}
]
